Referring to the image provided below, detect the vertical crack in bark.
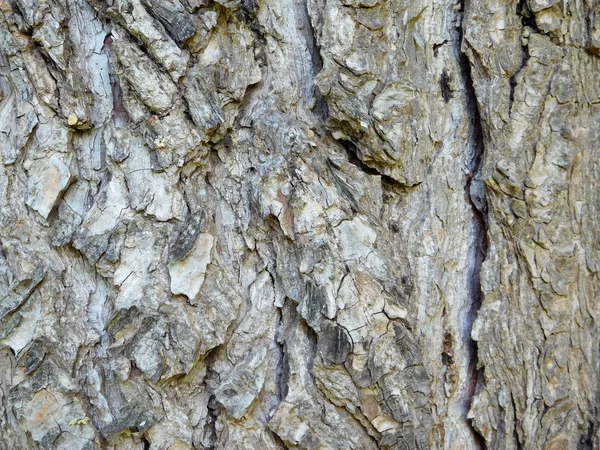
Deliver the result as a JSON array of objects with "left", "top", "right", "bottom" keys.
[
  {"left": 509, "top": 1, "right": 533, "bottom": 114},
  {"left": 141, "top": 435, "right": 151, "bottom": 450},
  {"left": 458, "top": 1, "right": 488, "bottom": 448},
  {"left": 510, "top": 393, "right": 524, "bottom": 450},
  {"left": 200, "top": 345, "right": 224, "bottom": 449},
  {"left": 275, "top": 301, "right": 290, "bottom": 405},
  {"left": 203, "top": 393, "right": 220, "bottom": 450},
  {"left": 301, "top": 0, "right": 328, "bottom": 124},
  {"left": 101, "top": 33, "right": 130, "bottom": 128},
  {"left": 516, "top": 0, "right": 540, "bottom": 32}
]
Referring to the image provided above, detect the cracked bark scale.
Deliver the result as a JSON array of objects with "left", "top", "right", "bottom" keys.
[{"left": 0, "top": 0, "right": 597, "bottom": 449}]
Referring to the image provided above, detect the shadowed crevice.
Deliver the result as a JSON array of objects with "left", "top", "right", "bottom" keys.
[{"left": 458, "top": 1, "right": 488, "bottom": 448}]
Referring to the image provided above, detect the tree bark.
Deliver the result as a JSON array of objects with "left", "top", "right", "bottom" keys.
[{"left": 0, "top": 0, "right": 598, "bottom": 449}]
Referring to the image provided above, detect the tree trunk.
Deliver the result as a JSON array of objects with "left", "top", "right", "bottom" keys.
[{"left": 0, "top": 0, "right": 598, "bottom": 449}]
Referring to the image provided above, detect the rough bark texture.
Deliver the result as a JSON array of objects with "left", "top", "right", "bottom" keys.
[{"left": 0, "top": 0, "right": 598, "bottom": 449}]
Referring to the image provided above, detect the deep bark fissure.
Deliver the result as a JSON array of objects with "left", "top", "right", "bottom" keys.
[
  {"left": 203, "top": 394, "right": 221, "bottom": 450},
  {"left": 509, "top": 1, "right": 534, "bottom": 114},
  {"left": 339, "top": 138, "right": 415, "bottom": 191},
  {"left": 516, "top": 0, "right": 539, "bottom": 32},
  {"left": 301, "top": 0, "right": 328, "bottom": 123},
  {"left": 579, "top": 421, "right": 595, "bottom": 450},
  {"left": 457, "top": 2, "right": 488, "bottom": 448},
  {"left": 102, "top": 33, "right": 130, "bottom": 127},
  {"left": 508, "top": 46, "right": 530, "bottom": 115},
  {"left": 340, "top": 139, "right": 380, "bottom": 177},
  {"left": 510, "top": 393, "right": 523, "bottom": 450},
  {"left": 270, "top": 430, "right": 292, "bottom": 450},
  {"left": 275, "top": 302, "right": 290, "bottom": 404},
  {"left": 199, "top": 344, "right": 225, "bottom": 450}
]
